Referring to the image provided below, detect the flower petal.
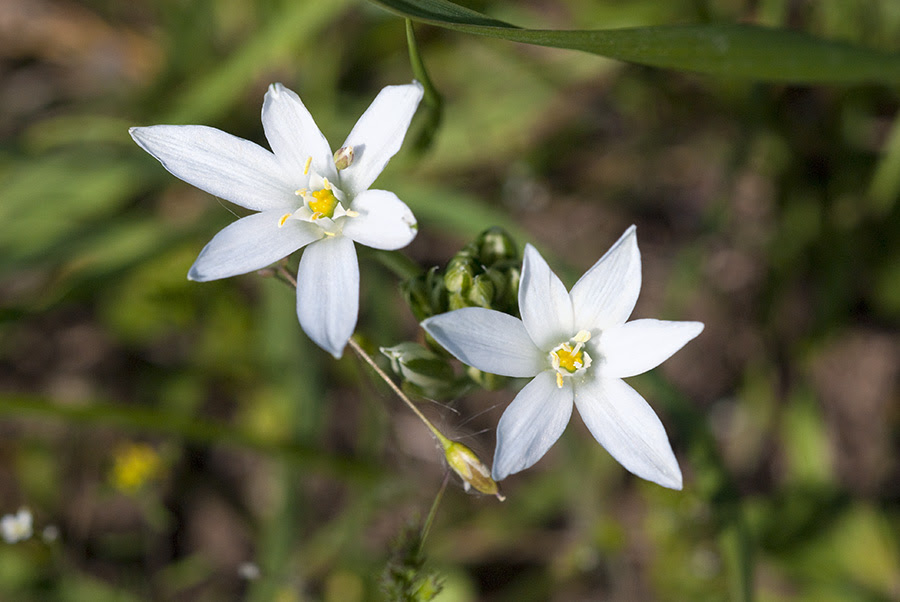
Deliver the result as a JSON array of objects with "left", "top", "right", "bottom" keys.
[
  {"left": 600, "top": 319, "right": 704, "bottom": 378},
  {"left": 296, "top": 235, "right": 359, "bottom": 358},
  {"left": 492, "top": 370, "right": 574, "bottom": 480},
  {"left": 337, "top": 82, "right": 424, "bottom": 198},
  {"left": 422, "top": 308, "right": 545, "bottom": 378},
  {"left": 519, "top": 244, "right": 574, "bottom": 350},
  {"left": 341, "top": 189, "right": 417, "bottom": 250},
  {"left": 130, "top": 125, "right": 295, "bottom": 211},
  {"left": 261, "top": 83, "right": 337, "bottom": 185},
  {"left": 188, "top": 211, "right": 322, "bottom": 281},
  {"left": 570, "top": 225, "right": 641, "bottom": 332},
  {"left": 574, "top": 377, "right": 682, "bottom": 489}
]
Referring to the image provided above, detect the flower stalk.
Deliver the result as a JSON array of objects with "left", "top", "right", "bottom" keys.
[{"left": 274, "top": 264, "right": 503, "bottom": 500}]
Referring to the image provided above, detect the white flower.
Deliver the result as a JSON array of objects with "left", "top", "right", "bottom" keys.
[
  {"left": 131, "top": 82, "right": 424, "bottom": 357},
  {"left": 422, "top": 226, "right": 703, "bottom": 488},
  {"left": 1, "top": 508, "right": 33, "bottom": 543}
]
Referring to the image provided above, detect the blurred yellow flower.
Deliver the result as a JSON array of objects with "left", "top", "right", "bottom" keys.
[{"left": 111, "top": 443, "right": 163, "bottom": 493}]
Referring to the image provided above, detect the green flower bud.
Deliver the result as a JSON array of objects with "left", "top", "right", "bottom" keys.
[
  {"left": 467, "top": 274, "right": 495, "bottom": 308},
  {"left": 476, "top": 226, "right": 518, "bottom": 266},
  {"left": 443, "top": 259, "right": 474, "bottom": 294},
  {"left": 443, "top": 440, "right": 505, "bottom": 500},
  {"left": 382, "top": 343, "right": 453, "bottom": 387},
  {"left": 447, "top": 291, "right": 469, "bottom": 311},
  {"left": 466, "top": 365, "right": 507, "bottom": 391},
  {"left": 381, "top": 343, "right": 470, "bottom": 400}
]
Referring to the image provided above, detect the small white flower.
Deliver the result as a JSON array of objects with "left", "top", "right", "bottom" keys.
[
  {"left": 42, "top": 525, "right": 59, "bottom": 543},
  {"left": 238, "top": 562, "right": 261, "bottom": 580},
  {"left": 131, "top": 82, "right": 424, "bottom": 357},
  {"left": 1, "top": 508, "right": 33, "bottom": 543},
  {"left": 422, "top": 226, "right": 703, "bottom": 488}
]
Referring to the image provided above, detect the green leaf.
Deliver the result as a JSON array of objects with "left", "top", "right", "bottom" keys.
[{"left": 367, "top": 0, "right": 900, "bottom": 84}]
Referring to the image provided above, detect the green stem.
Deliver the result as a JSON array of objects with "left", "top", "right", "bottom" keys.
[
  {"left": 405, "top": 18, "right": 444, "bottom": 152},
  {"left": 419, "top": 472, "right": 450, "bottom": 553},
  {"left": 347, "top": 337, "right": 450, "bottom": 449}
]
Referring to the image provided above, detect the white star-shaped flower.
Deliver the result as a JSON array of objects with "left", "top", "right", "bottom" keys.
[
  {"left": 131, "top": 82, "right": 424, "bottom": 357},
  {"left": 422, "top": 226, "right": 703, "bottom": 488}
]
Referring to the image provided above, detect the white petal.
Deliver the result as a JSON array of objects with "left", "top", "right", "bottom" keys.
[
  {"left": 296, "top": 235, "right": 359, "bottom": 358},
  {"left": 188, "top": 211, "right": 323, "bottom": 281},
  {"left": 261, "top": 83, "right": 337, "bottom": 185},
  {"left": 422, "top": 308, "right": 545, "bottom": 378},
  {"left": 342, "top": 189, "right": 417, "bottom": 250},
  {"left": 130, "top": 125, "right": 295, "bottom": 211},
  {"left": 492, "top": 370, "right": 574, "bottom": 480},
  {"left": 518, "top": 244, "right": 574, "bottom": 350},
  {"left": 337, "top": 82, "right": 424, "bottom": 198},
  {"left": 570, "top": 225, "right": 641, "bottom": 332},
  {"left": 600, "top": 319, "right": 704, "bottom": 378},
  {"left": 574, "top": 377, "right": 682, "bottom": 489}
]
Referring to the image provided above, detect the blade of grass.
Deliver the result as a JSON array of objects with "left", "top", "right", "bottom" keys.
[{"left": 0, "top": 394, "right": 379, "bottom": 483}]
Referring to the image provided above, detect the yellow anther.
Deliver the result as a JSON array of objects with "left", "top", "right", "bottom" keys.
[
  {"left": 345, "top": 210, "right": 359, "bottom": 217},
  {"left": 556, "top": 373, "right": 564, "bottom": 388},
  {"left": 278, "top": 213, "right": 292, "bottom": 227},
  {"left": 333, "top": 146, "right": 354, "bottom": 170},
  {"left": 321, "top": 177, "right": 333, "bottom": 190},
  {"left": 294, "top": 188, "right": 307, "bottom": 196},
  {"left": 303, "top": 156, "right": 312, "bottom": 175}
]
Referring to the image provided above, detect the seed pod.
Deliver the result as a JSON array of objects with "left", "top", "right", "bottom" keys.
[{"left": 443, "top": 440, "right": 505, "bottom": 500}]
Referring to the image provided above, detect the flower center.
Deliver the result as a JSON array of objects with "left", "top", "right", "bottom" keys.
[
  {"left": 549, "top": 330, "right": 592, "bottom": 388},
  {"left": 277, "top": 158, "right": 358, "bottom": 234},
  {"left": 308, "top": 188, "right": 339, "bottom": 219}
]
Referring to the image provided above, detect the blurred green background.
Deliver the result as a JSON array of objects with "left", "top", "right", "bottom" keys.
[{"left": 1, "top": 0, "right": 899, "bottom": 600}]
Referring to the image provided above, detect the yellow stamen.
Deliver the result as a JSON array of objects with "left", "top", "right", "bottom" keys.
[
  {"left": 308, "top": 188, "right": 339, "bottom": 218},
  {"left": 345, "top": 210, "right": 359, "bottom": 217},
  {"left": 294, "top": 188, "right": 307, "bottom": 196},
  {"left": 553, "top": 344, "right": 585, "bottom": 373},
  {"left": 549, "top": 330, "right": 593, "bottom": 389},
  {"left": 278, "top": 213, "right": 292, "bottom": 227},
  {"left": 303, "top": 156, "right": 312, "bottom": 175},
  {"left": 321, "top": 177, "right": 333, "bottom": 190}
]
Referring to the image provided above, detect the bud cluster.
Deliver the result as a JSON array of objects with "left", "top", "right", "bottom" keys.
[
  {"left": 394, "top": 228, "right": 521, "bottom": 395},
  {"left": 404, "top": 226, "right": 521, "bottom": 320}
]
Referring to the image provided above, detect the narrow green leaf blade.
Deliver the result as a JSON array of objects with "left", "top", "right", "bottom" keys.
[{"left": 368, "top": 0, "right": 900, "bottom": 84}]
